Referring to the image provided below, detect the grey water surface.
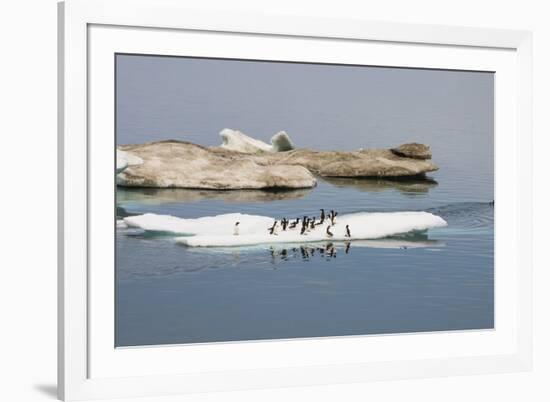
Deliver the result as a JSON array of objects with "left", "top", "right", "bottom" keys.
[{"left": 115, "top": 55, "right": 494, "bottom": 347}]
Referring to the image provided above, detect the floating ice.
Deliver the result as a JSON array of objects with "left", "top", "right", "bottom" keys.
[
  {"left": 124, "top": 213, "right": 274, "bottom": 236},
  {"left": 123, "top": 211, "right": 447, "bottom": 247},
  {"left": 184, "top": 238, "right": 446, "bottom": 254},
  {"left": 262, "top": 238, "right": 445, "bottom": 250}
]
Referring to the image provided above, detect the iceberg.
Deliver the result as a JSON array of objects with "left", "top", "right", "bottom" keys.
[{"left": 123, "top": 211, "right": 447, "bottom": 247}]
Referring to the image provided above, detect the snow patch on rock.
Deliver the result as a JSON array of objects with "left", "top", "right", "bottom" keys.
[
  {"left": 116, "top": 150, "right": 143, "bottom": 173},
  {"left": 219, "top": 128, "right": 294, "bottom": 153}
]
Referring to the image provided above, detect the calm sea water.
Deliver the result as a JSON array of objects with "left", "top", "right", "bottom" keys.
[{"left": 115, "top": 56, "right": 494, "bottom": 347}]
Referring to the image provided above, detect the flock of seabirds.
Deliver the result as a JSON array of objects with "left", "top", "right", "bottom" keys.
[{"left": 233, "top": 208, "right": 351, "bottom": 239}]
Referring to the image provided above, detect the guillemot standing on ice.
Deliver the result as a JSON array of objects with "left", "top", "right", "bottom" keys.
[
  {"left": 345, "top": 225, "right": 351, "bottom": 238},
  {"left": 300, "top": 226, "right": 307, "bottom": 235},
  {"left": 281, "top": 218, "right": 288, "bottom": 231},
  {"left": 233, "top": 222, "right": 240, "bottom": 236},
  {"left": 320, "top": 209, "right": 325, "bottom": 223},
  {"left": 330, "top": 211, "right": 338, "bottom": 226},
  {"left": 269, "top": 221, "right": 278, "bottom": 235},
  {"left": 326, "top": 225, "right": 334, "bottom": 238}
]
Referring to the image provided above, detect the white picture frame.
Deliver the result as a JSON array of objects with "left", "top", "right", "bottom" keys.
[{"left": 58, "top": 0, "right": 533, "bottom": 400}]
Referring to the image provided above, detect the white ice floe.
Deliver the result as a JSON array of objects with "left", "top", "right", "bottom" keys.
[
  {"left": 123, "top": 211, "right": 447, "bottom": 247},
  {"left": 184, "top": 238, "right": 446, "bottom": 254},
  {"left": 219, "top": 128, "right": 294, "bottom": 153},
  {"left": 348, "top": 238, "right": 445, "bottom": 249},
  {"left": 116, "top": 149, "right": 144, "bottom": 173},
  {"left": 124, "top": 213, "right": 274, "bottom": 236}
]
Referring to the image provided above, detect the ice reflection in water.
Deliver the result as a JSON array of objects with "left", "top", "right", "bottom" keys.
[{"left": 117, "top": 186, "right": 313, "bottom": 205}]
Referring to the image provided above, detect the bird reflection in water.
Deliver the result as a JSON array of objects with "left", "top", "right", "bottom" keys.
[{"left": 268, "top": 242, "right": 352, "bottom": 263}]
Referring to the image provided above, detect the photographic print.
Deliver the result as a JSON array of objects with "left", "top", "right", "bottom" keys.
[{"left": 115, "top": 54, "right": 494, "bottom": 347}]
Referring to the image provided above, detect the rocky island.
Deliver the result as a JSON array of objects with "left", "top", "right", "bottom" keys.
[{"left": 116, "top": 129, "right": 438, "bottom": 190}]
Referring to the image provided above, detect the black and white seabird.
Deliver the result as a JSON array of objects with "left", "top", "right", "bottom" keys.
[
  {"left": 328, "top": 211, "right": 336, "bottom": 225},
  {"left": 269, "top": 221, "right": 278, "bottom": 235},
  {"left": 345, "top": 224, "right": 351, "bottom": 238},
  {"left": 320, "top": 209, "right": 325, "bottom": 223},
  {"left": 300, "top": 226, "right": 307, "bottom": 235},
  {"left": 326, "top": 225, "right": 334, "bottom": 238},
  {"left": 233, "top": 221, "right": 240, "bottom": 236}
]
